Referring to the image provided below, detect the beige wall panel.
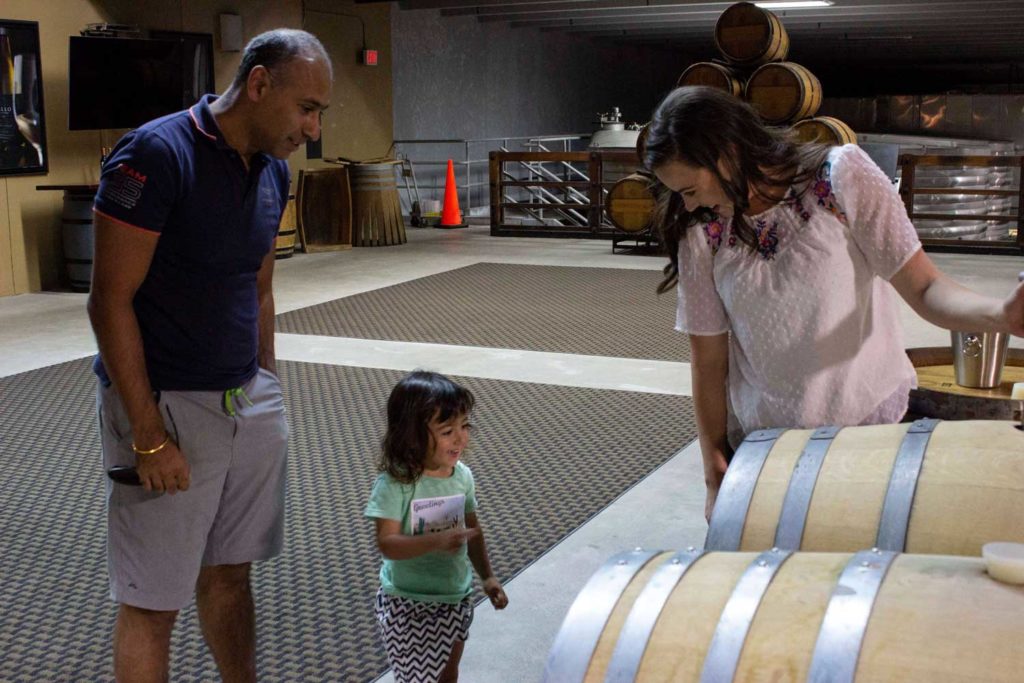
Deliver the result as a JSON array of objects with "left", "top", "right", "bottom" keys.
[{"left": 1, "top": 0, "right": 392, "bottom": 295}]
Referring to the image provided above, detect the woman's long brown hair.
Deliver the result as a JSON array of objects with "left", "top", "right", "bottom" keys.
[{"left": 641, "top": 86, "right": 832, "bottom": 294}]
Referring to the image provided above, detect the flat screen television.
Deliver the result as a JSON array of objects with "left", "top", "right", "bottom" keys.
[{"left": 68, "top": 34, "right": 214, "bottom": 131}]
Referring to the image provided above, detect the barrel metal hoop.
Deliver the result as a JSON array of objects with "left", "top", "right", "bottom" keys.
[
  {"left": 705, "top": 428, "right": 788, "bottom": 551},
  {"left": 876, "top": 418, "right": 940, "bottom": 551},
  {"left": 808, "top": 548, "right": 898, "bottom": 683},
  {"left": 699, "top": 548, "right": 793, "bottom": 683},
  {"left": 604, "top": 548, "right": 707, "bottom": 682},
  {"left": 542, "top": 549, "right": 659, "bottom": 683},
  {"left": 773, "top": 425, "right": 842, "bottom": 549}
]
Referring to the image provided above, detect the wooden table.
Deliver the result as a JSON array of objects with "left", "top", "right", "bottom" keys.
[{"left": 908, "top": 346, "right": 1024, "bottom": 421}]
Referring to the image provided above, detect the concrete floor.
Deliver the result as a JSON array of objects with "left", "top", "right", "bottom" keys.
[{"left": 1, "top": 225, "right": 1021, "bottom": 682}]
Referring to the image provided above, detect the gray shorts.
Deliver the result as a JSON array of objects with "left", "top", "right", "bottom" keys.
[{"left": 98, "top": 367, "right": 289, "bottom": 611}]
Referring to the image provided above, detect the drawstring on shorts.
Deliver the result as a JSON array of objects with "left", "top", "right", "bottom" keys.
[{"left": 222, "top": 386, "right": 253, "bottom": 417}]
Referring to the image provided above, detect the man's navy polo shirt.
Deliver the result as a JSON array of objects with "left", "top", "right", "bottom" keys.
[{"left": 93, "top": 94, "right": 290, "bottom": 391}]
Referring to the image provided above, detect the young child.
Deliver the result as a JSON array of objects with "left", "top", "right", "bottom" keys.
[{"left": 366, "top": 370, "right": 508, "bottom": 683}]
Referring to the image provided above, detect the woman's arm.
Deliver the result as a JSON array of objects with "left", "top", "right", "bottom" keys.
[
  {"left": 690, "top": 333, "right": 733, "bottom": 522},
  {"left": 374, "top": 518, "right": 479, "bottom": 561},
  {"left": 466, "top": 511, "right": 508, "bottom": 609},
  {"left": 890, "top": 250, "right": 1024, "bottom": 337}
]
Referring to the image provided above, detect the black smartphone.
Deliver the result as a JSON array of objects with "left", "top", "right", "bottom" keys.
[{"left": 107, "top": 465, "right": 142, "bottom": 486}]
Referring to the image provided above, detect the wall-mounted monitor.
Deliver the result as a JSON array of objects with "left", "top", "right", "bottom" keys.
[{"left": 68, "top": 33, "right": 214, "bottom": 131}]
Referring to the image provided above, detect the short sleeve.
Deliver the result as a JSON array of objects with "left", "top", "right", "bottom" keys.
[
  {"left": 675, "top": 229, "right": 730, "bottom": 335},
  {"left": 829, "top": 145, "right": 921, "bottom": 280},
  {"left": 94, "top": 130, "right": 180, "bottom": 234},
  {"left": 461, "top": 463, "right": 478, "bottom": 513},
  {"left": 364, "top": 474, "right": 407, "bottom": 521}
]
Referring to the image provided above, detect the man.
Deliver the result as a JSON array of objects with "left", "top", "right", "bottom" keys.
[{"left": 87, "top": 29, "right": 332, "bottom": 683}]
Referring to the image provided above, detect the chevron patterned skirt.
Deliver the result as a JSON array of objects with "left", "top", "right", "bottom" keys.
[{"left": 375, "top": 588, "right": 474, "bottom": 682}]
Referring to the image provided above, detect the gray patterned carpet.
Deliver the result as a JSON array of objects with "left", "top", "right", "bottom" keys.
[
  {"left": 0, "top": 358, "right": 695, "bottom": 682},
  {"left": 276, "top": 263, "right": 690, "bottom": 362}
]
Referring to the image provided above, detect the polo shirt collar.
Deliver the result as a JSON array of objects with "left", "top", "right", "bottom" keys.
[{"left": 189, "top": 94, "right": 273, "bottom": 166}]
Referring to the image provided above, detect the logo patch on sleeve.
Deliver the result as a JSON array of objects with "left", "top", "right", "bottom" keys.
[{"left": 101, "top": 164, "right": 148, "bottom": 210}]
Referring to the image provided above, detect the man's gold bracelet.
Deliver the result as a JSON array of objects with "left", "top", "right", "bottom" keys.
[{"left": 132, "top": 433, "right": 171, "bottom": 456}]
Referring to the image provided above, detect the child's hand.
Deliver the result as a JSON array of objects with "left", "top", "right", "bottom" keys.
[
  {"left": 436, "top": 527, "right": 479, "bottom": 554},
  {"left": 483, "top": 577, "right": 508, "bottom": 610}
]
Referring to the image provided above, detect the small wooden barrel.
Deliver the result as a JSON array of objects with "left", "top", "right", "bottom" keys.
[
  {"left": 350, "top": 162, "right": 407, "bottom": 247},
  {"left": 60, "top": 188, "right": 96, "bottom": 292},
  {"left": 714, "top": 2, "right": 789, "bottom": 66},
  {"left": 676, "top": 62, "right": 743, "bottom": 98},
  {"left": 705, "top": 419, "right": 1024, "bottom": 556},
  {"left": 744, "top": 62, "right": 822, "bottom": 125},
  {"left": 274, "top": 195, "right": 297, "bottom": 259},
  {"left": 607, "top": 173, "right": 656, "bottom": 233},
  {"left": 792, "top": 116, "right": 858, "bottom": 145},
  {"left": 544, "top": 549, "right": 1024, "bottom": 682},
  {"left": 908, "top": 346, "right": 1024, "bottom": 421}
]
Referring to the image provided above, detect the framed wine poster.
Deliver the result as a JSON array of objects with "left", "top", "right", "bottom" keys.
[{"left": 0, "top": 20, "right": 48, "bottom": 176}]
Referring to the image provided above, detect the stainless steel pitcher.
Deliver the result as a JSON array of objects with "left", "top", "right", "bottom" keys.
[{"left": 952, "top": 331, "right": 1010, "bottom": 389}]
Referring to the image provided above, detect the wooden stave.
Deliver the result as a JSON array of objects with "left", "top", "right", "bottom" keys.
[
  {"left": 707, "top": 420, "right": 1024, "bottom": 557},
  {"left": 792, "top": 116, "right": 858, "bottom": 146},
  {"left": 547, "top": 550, "right": 1024, "bottom": 683},
  {"left": 607, "top": 173, "right": 656, "bottom": 233},
  {"left": 677, "top": 62, "right": 744, "bottom": 98},
  {"left": 745, "top": 61, "right": 823, "bottom": 125},
  {"left": 714, "top": 2, "right": 790, "bottom": 66}
]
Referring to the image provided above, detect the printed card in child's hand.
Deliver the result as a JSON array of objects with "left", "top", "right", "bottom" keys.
[{"left": 410, "top": 494, "right": 465, "bottom": 535}]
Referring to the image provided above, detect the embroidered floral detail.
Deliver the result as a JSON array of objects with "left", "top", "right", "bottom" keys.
[
  {"left": 727, "top": 232, "right": 737, "bottom": 248},
  {"left": 703, "top": 218, "right": 728, "bottom": 254},
  {"left": 754, "top": 217, "right": 779, "bottom": 260},
  {"left": 812, "top": 161, "right": 848, "bottom": 223}
]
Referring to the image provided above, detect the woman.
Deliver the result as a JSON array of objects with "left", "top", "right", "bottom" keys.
[{"left": 643, "top": 86, "right": 1024, "bottom": 520}]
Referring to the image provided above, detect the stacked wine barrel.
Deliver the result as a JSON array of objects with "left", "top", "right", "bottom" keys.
[
  {"left": 676, "top": 1, "right": 856, "bottom": 146},
  {"left": 544, "top": 419, "right": 1024, "bottom": 681}
]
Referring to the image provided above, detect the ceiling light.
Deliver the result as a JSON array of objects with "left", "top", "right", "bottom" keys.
[{"left": 755, "top": 1, "right": 834, "bottom": 8}]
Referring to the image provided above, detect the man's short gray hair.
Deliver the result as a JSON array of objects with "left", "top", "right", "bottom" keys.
[{"left": 230, "top": 29, "right": 331, "bottom": 89}]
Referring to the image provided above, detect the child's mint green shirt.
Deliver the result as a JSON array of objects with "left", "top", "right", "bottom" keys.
[{"left": 364, "top": 461, "right": 478, "bottom": 604}]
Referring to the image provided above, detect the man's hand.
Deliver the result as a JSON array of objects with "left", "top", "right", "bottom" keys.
[{"left": 136, "top": 440, "right": 190, "bottom": 494}]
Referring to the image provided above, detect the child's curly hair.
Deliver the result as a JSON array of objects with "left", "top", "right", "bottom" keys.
[{"left": 379, "top": 370, "right": 475, "bottom": 484}]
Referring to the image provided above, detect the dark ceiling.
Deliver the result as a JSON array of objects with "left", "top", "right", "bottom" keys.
[{"left": 363, "top": 0, "right": 1024, "bottom": 95}]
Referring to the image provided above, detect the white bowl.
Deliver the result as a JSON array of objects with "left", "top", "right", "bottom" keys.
[{"left": 982, "top": 542, "right": 1024, "bottom": 585}]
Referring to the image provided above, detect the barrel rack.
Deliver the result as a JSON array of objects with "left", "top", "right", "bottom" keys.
[
  {"left": 488, "top": 149, "right": 657, "bottom": 249},
  {"left": 899, "top": 153, "right": 1024, "bottom": 254}
]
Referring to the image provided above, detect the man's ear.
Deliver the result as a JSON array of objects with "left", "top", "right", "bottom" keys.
[{"left": 246, "top": 65, "right": 272, "bottom": 101}]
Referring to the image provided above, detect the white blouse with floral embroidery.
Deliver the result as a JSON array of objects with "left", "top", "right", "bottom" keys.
[{"left": 675, "top": 144, "right": 922, "bottom": 446}]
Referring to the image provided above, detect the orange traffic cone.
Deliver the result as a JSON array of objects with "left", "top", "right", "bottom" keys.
[{"left": 438, "top": 159, "right": 467, "bottom": 229}]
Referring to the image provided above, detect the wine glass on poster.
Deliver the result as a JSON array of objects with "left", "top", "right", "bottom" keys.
[{"left": 0, "top": 19, "right": 48, "bottom": 176}]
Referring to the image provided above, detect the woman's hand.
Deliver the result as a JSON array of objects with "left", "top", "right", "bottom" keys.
[
  {"left": 704, "top": 448, "right": 730, "bottom": 523},
  {"left": 1003, "top": 272, "right": 1024, "bottom": 337},
  {"left": 482, "top": 577, "right": 508, "bottom": 609}
]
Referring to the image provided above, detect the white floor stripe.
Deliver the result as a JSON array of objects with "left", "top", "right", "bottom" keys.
[{"left": 275, "top": 333, "right": 692, "bottom": 395}]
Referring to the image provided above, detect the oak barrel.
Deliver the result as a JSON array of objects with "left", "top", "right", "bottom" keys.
[
  {"left": 705, "top": 420, "right": 1024, "bottom": 556},
  {"left": 607, "top": 173, "right": 655, "bottom": 233},
  {"left": 350, "top": 162, "right": 406, "bottom": 247},
  {"left": 544, "top": 549, "right": 1024, "bottom": 682},
  {"left": 274, "top": 195, "right": 297, "bottom": 259},
  {"left": 714, "top": 2, "right": 789, "bottom": 66},
  {"left": 296, "top": 167, "right": 352, "bottom": 252},
  {"left": 744, "top": 61, "right": 822, "bottom": 125},
  {"left": 676, "top": 62, "right": 743, "bottom": 98},
  {"left": 908, "top": 346, "right": 1024, "bottom": 421},
  {"left": 60, "top": 188, "right": 96, "bottom": 291},
  {"left": 792, "top": 116, "right": 858, "bottom": 146}
]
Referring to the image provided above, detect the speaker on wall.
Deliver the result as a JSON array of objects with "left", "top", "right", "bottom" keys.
[{"left": 219, "top": 14, "right": 243, "bottom": 52}]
